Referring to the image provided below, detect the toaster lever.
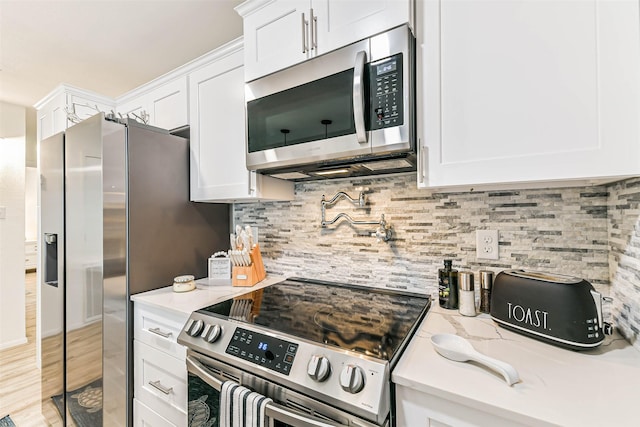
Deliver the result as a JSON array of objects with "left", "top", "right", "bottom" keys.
[{"left": 603, "top": 322, "right": 614, "bottom": 335}]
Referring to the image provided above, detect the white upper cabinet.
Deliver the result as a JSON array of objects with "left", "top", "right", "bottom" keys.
[
  {"left": 188, "top": 39, "right": 294, "bottom": 202},
  {"left": 35, "top": 85, "right": 116, "bottom": 142},
  {"left": 36, "top": 91, "right": 68, "bottom": 142},
  {"left": 117, "top": 77, "right": 188, "bottom": 131},
  {"left": 237, "top": 0, "right": 413, "bottom": 81},
  {"left": 417, "top": 0, "right": 640, "bottom": 190},
  {"left": 239, "top": 0, "right": 309, "bottom": 82}
]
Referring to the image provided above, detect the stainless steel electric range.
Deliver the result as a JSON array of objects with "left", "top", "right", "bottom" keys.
[{"left": 177, "top": 277, "right": 431, "bottom": 427}]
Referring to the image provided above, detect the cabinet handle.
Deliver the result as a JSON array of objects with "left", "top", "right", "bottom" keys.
[
  {"left": 418, "top": 138, "right": 425, "bottom": 184},
  {"left": 149, "top": 380, "right": 173, "bottom": 395},
  {"left": 148, "top": 327, "right": 172, "bottom": 338},
  {"left": 301, "top": 13, "right": 309, "bottom": 53},
  {"left": 248, "top": 170, "right": 256, "bottom": 196},
  {"left": 310, "top": 8, "right": 317, "bottom": 50}
]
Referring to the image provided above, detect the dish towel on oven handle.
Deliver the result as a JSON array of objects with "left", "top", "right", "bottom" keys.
[{"left": 220, "top": 381, "right": 273, "bottom": 427}]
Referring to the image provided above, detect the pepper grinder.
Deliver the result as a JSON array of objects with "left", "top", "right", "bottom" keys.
[
  {"left": 479, "top": 270, "right": 494, "bottom": 314},
  {"left": 458, "top": 271, "right": 476, "bottom": 317}
]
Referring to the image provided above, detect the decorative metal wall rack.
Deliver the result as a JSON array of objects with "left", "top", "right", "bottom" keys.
[
  {"left": 320, "top": 191, "right": 392, "bottom": 242},
  {"left": 65, "top": 102, "right": 150, "bottom": 125}
]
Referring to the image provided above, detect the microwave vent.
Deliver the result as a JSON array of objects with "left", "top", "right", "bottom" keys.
[{"left": 362, "top": 158, "right": 413, "bottom": 171}]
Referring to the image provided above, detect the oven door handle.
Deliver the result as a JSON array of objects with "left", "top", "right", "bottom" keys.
[
  {"left": 353, "top": 50, "right": 368, "bottom": 144},
  {"left": 186, "top": 355, "right": 349, "bottom": 427}
]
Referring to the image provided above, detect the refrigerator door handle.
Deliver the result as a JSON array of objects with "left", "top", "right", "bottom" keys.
[{"left": 43, "top": 233, "right": 59, "bottom": 287}]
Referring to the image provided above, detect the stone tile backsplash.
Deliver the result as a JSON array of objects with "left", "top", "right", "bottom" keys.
[
  {"left": 607, "top": 177, "right": 640, "bottom": 347},
  {"left": 234, "top": 173, "right": 639, "bottom": 349}
]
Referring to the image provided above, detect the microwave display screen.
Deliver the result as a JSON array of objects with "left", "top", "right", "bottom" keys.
[{"left": 376, "top": 60, "right": 397, "bottom": 76}]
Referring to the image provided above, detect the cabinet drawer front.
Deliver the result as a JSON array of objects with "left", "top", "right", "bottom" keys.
[
  {"left": 134, "top": 304, "right": 188, "bottom": 359},
  {"left": 134, "top": 398, "right": 179, "bottom": 427},
  {"left": 134, "top": 340, "right": 187, "bottom": 425},
  {"left": 25, "top": 241, "right": 37, "bottom": 253},
  {"left": 25, "top": 254, "right": 37, "bottom": 268}
]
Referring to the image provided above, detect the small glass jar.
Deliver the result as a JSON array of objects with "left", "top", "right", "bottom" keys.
[
  {"left": 458, "top": 271, "right": 476, "bottom": 317},
  {"left": 173, "top": 274, "right": 195, "bottom": 293}
]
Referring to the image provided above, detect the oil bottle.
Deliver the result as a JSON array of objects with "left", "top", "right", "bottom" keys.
[{"left": 438, "top": 259, "right": 458, "bottom": 309}]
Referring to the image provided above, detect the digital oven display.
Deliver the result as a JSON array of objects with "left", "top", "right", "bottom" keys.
[{"left": 226, "top": 327, "right": 298, "bottom": 375}]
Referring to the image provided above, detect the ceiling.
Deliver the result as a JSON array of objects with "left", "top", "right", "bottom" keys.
[{"left": 0, "top": 0, "right": 244, "bottom": 108}]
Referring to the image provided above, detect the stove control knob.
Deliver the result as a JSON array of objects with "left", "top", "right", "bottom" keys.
[
  {"left": 201, "top": 324, "right": 222, "bottom": 343},
  {"left": 339, "top": 364, "right": 365, "bottom": 394},
  {"left": 307, "top": 355, "right": 331, "bottom": 382},
  {"left": 187, "top": 319, "right": 204, "bottom": 337}
]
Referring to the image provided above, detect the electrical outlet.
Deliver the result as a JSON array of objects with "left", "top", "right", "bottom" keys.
[
  {"left": 0, "top": 206, "right": 6, "bottom": 220},
  {"left": 476, "top": 229, "right": 499, "bottom": 260}
]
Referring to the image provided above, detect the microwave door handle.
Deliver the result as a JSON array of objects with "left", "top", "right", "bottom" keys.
[{"left": 353, "top": 50, "right": 368, "bottom": 144}]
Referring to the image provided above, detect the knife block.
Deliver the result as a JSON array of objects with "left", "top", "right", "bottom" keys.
[{"left": 232, "top": 244, "right": 266, "bottom": 287}]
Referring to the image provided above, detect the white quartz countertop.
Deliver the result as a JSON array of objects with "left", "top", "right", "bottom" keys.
[
  {"left": 130, "top": 275, "right": 286, "bottom": 315},
  {"left": 393, "top": 305, "right": 640, "bottom": 427}
]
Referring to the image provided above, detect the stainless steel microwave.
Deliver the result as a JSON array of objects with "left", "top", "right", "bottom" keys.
[{"left": 245, "top": 25, "right": 415, "bottom": 180}]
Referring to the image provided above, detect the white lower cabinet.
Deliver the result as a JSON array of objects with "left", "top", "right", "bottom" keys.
[
  {"left": 133, "top": 303, "right": 188, "bottom": 427},
  {"left": 134, "top": 398, "right": 177, "bottom": 427},
  {"left": 25, "top": 240, "right": 37, "bottom": 270},
  {"left": 395, "top": 385, "right": 527, "bottom": 427}
]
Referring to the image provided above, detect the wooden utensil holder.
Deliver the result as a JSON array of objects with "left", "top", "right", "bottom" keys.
[{"left": 232, "top": 244, "right": 266, "bottom": 287}]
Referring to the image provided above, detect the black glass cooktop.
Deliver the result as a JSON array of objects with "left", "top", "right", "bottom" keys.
[{"left": 197, "top": 277, "right": 431, "bottom": 364}]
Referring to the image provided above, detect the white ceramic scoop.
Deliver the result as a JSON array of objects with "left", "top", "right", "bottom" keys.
[{"left": 431, "top": 333, "right": 521, "bottom": 386}]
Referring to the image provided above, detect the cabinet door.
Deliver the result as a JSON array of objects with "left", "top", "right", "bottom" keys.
[
  {"left": 419, "top": 0, "right": 640, "bottom": 189},
  {"left": 147, "top": 78, "right": 188, "bottom": 130},
  {"left": 117, "top": 97, "right": 148, "bottom": 123},
  {"left": 242, "top": 0, "right": 311, "bottom": 81},
  {"left": 189, "top": 43, "right": 294, "bottom": 202},
  {"left": 37, "top": 92, "right": 68, "bottom": 141},
  {"left": 313, "top": 0, "right": 412, "bottom": 55},
  {"left": 134, "top": 340, "right": 187, "bottom": 426},
  {"left": 134, "top": 398, "right": 177, "bottom": 427},
  {"left": 68, "top": 94, "right": 115, "bottom": 123},
  {"left": 189, "top": 49, "right": 253, "bottom": 201}
]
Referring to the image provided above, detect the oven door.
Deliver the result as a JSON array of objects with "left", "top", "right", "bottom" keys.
[{"left": 186, "top": 351, "right": 384, "bottom": 427}]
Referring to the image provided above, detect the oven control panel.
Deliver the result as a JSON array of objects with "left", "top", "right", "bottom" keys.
[{"left": 226, "top": 327, "right": 298, "bottom": 375}]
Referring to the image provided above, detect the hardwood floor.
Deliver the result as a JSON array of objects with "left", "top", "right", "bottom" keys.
[
  {"left": 0, "top": 272, "right": 102, "bottom": 426},
  {"left": 0, "top": 272, "right": 59, "bottom": 426}
]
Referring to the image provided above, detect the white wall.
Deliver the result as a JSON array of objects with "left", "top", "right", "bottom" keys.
[
  {"left": 25, "top": 167, "right": 38, "bottom": 241},
  {"left": 0, "top": 101, "right": 26, "bottom": 350}
]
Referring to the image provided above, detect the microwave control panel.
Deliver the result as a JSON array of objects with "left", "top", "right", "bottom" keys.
[{"left": 369, "top": 53, "right": 404, "bottom": 130}]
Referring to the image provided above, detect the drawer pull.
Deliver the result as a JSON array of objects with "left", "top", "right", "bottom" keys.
[
  {"left": 148, "top": 327, "right": 172, "bottom": 338},
  {"left": 149, "top": 380, "right": 173, "bottom": 395}
]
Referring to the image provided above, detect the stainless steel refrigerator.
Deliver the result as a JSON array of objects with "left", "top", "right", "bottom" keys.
[{"left": 39, "top": 113, "right": 230, "bottom": 426}]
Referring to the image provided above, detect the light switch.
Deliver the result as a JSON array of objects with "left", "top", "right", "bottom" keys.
[{"left": 0, "top": 206, "right": 6, "bottom": 219}]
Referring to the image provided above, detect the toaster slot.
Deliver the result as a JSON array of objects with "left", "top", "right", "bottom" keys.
[{"left": 505, "top": 269, "right": 581, "bottom": 285}]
